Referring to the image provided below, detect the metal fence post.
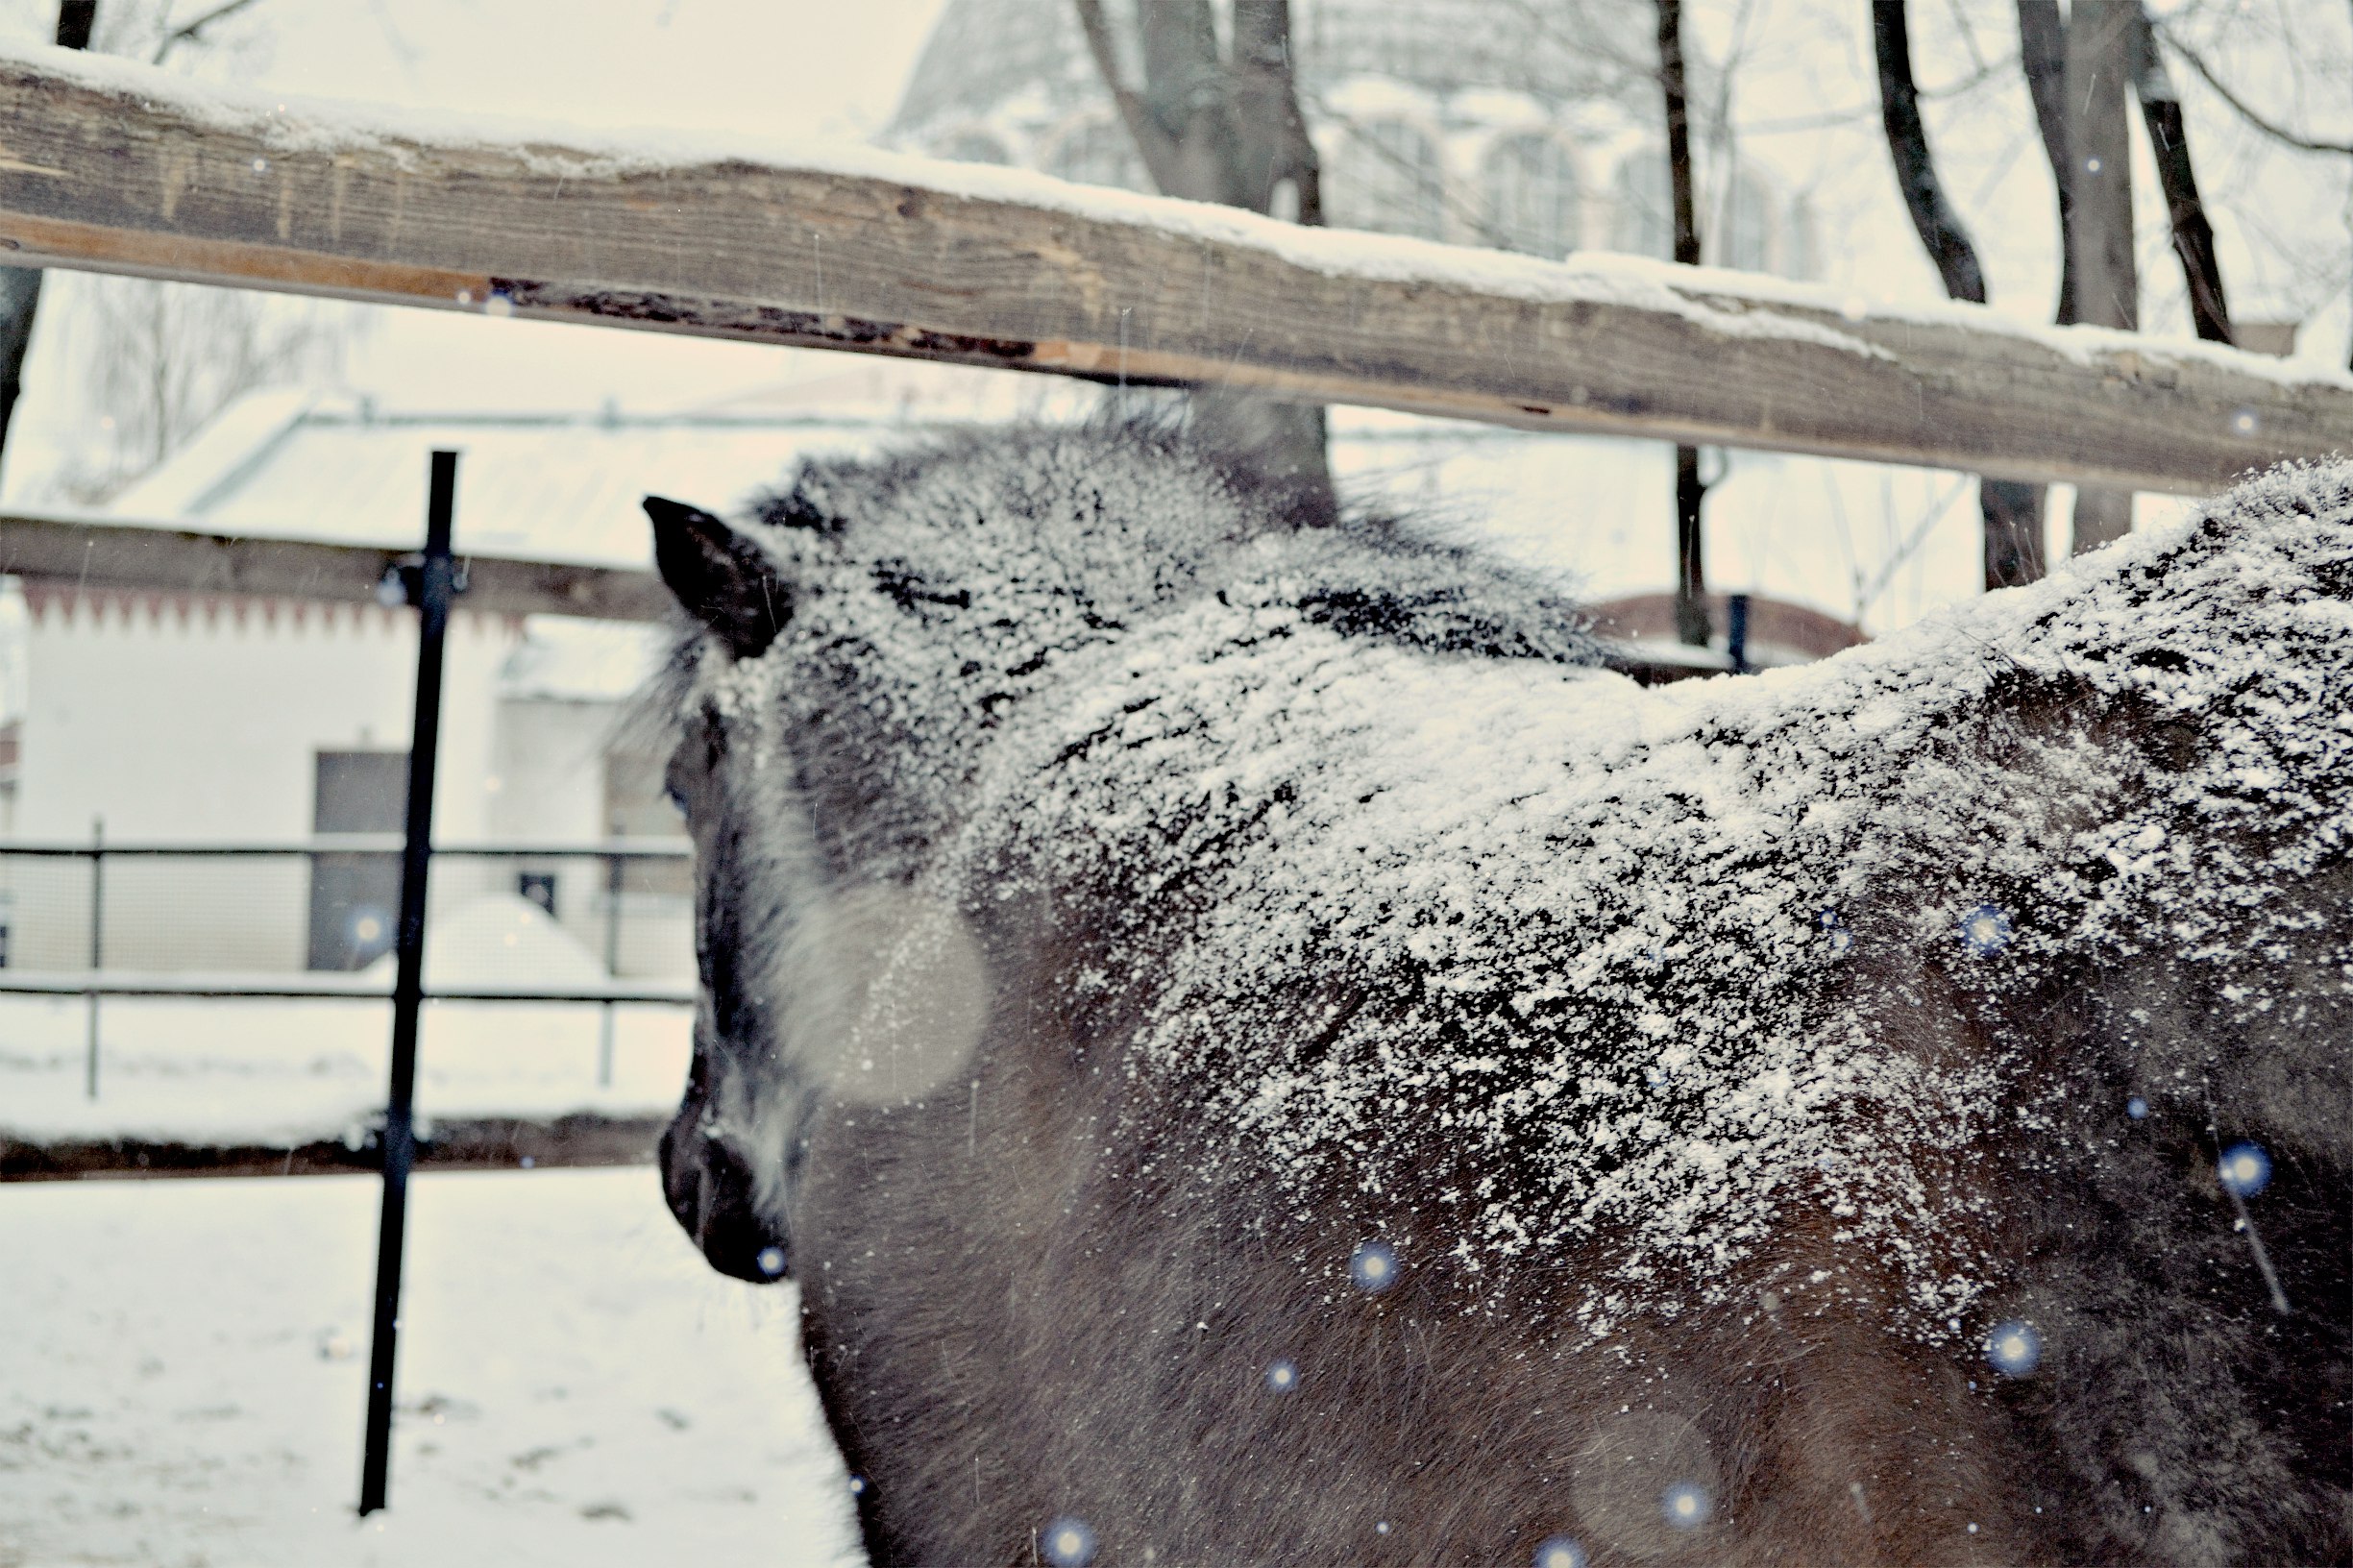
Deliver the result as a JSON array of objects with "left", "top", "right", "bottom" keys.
[
  {"left": 358, "top": 450, "right": 458, "bottom": 1517},
  {"left": 83, "top": 815, "right": 101, "bottom": 1099},
  {"left": 598, "top": 830, "right": 622, "bottom": 1090}
]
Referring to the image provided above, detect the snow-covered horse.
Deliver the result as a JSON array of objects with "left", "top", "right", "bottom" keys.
[{"left": 645, "top": 425, "right": 2350, "bottom": 1567}]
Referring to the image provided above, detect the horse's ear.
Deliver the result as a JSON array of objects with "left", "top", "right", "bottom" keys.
[{"left": 645, "top": 496, "right": 790, "bottom": 659}]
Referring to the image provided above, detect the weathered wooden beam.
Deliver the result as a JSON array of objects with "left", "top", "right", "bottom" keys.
[
  {"left": 0, "top": 46, "right": 2343, "bottom": 494},
  {"left": 0, "top": 508, "right": 668, "bottom": 621}
]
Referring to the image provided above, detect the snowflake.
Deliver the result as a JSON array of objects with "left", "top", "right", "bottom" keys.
[
  {"left": 1661, "top": 1482, "right": 1713, "bottom": 1531},
  {"left": 1986, "top": 1320, "right": 2043, "bottom": 1377},
  {"left": 2218, "top": 1141, "right": 2271, "bottom": 1197},
  {"left": 1533, "top": 1537, "right": 1587, "bottom": 1568},
  {"left": 1042, "top": 1515, "right": 1096, "bottom": 1568},
  {"left": 1959, "top": 905, "right": 2012, "bottom": 957}
]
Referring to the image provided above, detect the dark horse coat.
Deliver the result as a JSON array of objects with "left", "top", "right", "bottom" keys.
[{"left": 645, "top": 426, "right": 2350, "bottom": 1567}]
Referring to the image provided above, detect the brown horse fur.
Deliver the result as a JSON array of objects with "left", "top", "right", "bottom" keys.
[{"left": 643, "top": 424, "right": 2351, "bottom": 1567}]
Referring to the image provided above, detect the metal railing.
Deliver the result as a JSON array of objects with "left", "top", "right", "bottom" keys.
[{"left": 0, "top": 833, "right": 698, "bottom": 1097}]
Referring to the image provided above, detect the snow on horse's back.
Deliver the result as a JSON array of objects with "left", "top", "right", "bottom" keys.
[{"left": 644, "top": 424, "right": 2350, "bottom": 1567}]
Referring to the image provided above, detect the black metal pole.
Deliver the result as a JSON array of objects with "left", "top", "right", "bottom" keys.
[
  {"left": 83, "top": 815, "right": 101, "bottom": 1098},
  {"left": 358, "top": 451, "right": 458, "bottom": 1516},
  {"left": 599, "top": 829, "right": 622, "bottom": 1089}
]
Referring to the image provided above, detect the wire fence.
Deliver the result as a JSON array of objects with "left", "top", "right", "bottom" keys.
[{"left": 0, "top": 836, "right": 697, "bottom": 1100}]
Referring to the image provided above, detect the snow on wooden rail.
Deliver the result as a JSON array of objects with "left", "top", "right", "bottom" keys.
[{"left": 0, "top": 44, "right": 2343, "bottom": 495}]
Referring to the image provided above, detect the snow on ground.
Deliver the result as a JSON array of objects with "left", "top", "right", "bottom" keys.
[
  {"left": 0, "top": 1168, "right": 864, "bottom": 1568},
  {"left": 0, "top": 997, "right": 691, "bottom": 1147}
]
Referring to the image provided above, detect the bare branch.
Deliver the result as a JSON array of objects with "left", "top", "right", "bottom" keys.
[
  {"left": 151, "top": 0, "right": 267, "bottom": 64},
  {"left": 1875, "top": 1, "right": 1988, "bottom": 304},
  {"left": 2157, "top": 22, "right": 2353, "bottom": 156},
  {"left": 1881, "top": 2, "right": 2043, "bottom": 589},
  {"left": 2128, "top": 5, "right": 2231, "bottom": 343},
  {"left": 1655, "top": 0, "right": 1701, "bottom": 269},
  {"left": 1654, "top": 0, "right": 1709, "bottom": 648},
  {"left": 2015, "top": 0, "right": 2075, "bottom": 324},
  {"left": 1070, "top": 0, "right": 1199, "bottom": 199},
  {"left": 1300, "top": 95, "right": 1513, "bottom": 247}
]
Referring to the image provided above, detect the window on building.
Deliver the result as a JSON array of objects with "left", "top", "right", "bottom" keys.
[
  {"left": 1613, "top": 153, "right": 1674, "bottom": 259},
  {"left": 937, "top": 130, "right": 1012, "bottom": 166},
  {"left": 1044, "top": 117, "right": 1146, "bottom": 192},
  {"left": 517, "top": 871, "right": 557, "bottom": 918},
  {"left": 1483, "top": 134, "right": 1581, "bottom": 257},
  {"left": 1328, "top": 119, "right": 1445, "bottom": 241},
  {"left": 307, "top": 749, "right": 405, "bottom": 971}
]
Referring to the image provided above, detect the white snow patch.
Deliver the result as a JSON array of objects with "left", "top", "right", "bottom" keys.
[{"left": 0, "top": 1168, "right": 861, "bottom": 1566}]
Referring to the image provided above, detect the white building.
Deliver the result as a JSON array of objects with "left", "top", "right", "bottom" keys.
[
  {"left": 887, "top": 0, "right": 1814, "bottom": 279},
  {"left": 7, "top": 391, "right": 908, "bottom": 979}
]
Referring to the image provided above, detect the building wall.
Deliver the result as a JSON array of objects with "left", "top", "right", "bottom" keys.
[
  {"left": 11, "top": 592, "right": 516, "bottom": 971},
  {"left": 489, "top": 698, "right": 693, "bottom": 983}
]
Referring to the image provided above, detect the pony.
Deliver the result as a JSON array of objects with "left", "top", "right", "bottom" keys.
[{"left": 644, "top": 423, "right": 2350, "bottom": 1567}]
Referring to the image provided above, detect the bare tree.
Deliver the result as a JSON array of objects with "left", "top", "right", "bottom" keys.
[
  {"left": 1875, "top": 0, "right": 2045, "bottom": 590},
  {"left": 2126, "top": 5, "right": 2231, "bottom": 344},
  {"left": 57, "top": 278, "right": 352, "bottom": 500},
  {"left": 2063, "top": 0, "right": 2140, "bottom": 553},
  {"left": 0, "top": 0, "right": 356, "bottom": 502},
  {"left": 143, "top": 0, "right": 257, "bottom": 61},
  {"left": 2016, "top": 1, "right": 2077, "bottom": 328},
  {"left": 1655, "top": 0, "right": 1712, "bottom": 648},
  {"left": 2154, "top": 19, "right": 2353, "bottom": 158},
  {"left": 1073, "top": 0, "right": 1333, "bottom": 520},
  {"left": 2143, "top": 2, "right": 2348, "bottom": 368}
]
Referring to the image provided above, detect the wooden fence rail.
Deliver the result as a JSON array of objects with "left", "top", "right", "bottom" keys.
[
  {"left": 0, "top": 45, "right": 2343, "bottom": 495},
  {"left": 0, "top": 508, "right": 668, "bottom": 620}
]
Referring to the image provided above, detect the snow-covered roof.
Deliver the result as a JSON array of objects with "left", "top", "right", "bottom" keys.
[{"left": 105, "top": 395, "right": 904, "bottom": 572}]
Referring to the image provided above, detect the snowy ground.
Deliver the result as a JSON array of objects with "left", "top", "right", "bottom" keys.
[
  {"left": 0, "top": 1168, "right": 864, "bottom": 1568},
  {"left": 0, "top": 997, "right": 691, "bottom": 1149}
]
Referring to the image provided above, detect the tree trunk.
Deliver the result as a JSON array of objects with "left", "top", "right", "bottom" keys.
[
  {"left": 1875, "top": 4, "right": 1985, "bottom": 305},
  {"left": 2016, "top": 1, "right": 2076, "bottom": 327},
  {"left": 2065, "top": 0, "right": 2139, "bottom": 553},
  {"left": 1656, "top": 0, "right": 1711, "bottom": 648},
  {"left": 1077, "top": 0, "right": 1334, "bottom": 520},
  {"left": 2126, "top": 4, "right": 2231, "bottom": 344},
  {"left": 1230, "top": 0, "right": 1320, "bottom": 224},
  {"left": 1875, "top": 1, "right": 2044, "bottom": 590},
  {"left": 1138, "top": 0, "right": 1245, "bottom": 208},
  {"left": 0, "top": 1, "right": 99, "bottom": 465}
]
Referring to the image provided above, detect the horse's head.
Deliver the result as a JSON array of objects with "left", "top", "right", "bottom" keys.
[
  {"left": 638, "top": 426, "right": 1352, "bottom": 1282},
  {"left": 641, "top": 495, "right": 799, "bottom": 1282}
]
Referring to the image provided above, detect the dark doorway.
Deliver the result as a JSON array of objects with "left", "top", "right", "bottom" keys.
[{"left": 308, "top": 749, "right": 407, "bottom": 970}]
